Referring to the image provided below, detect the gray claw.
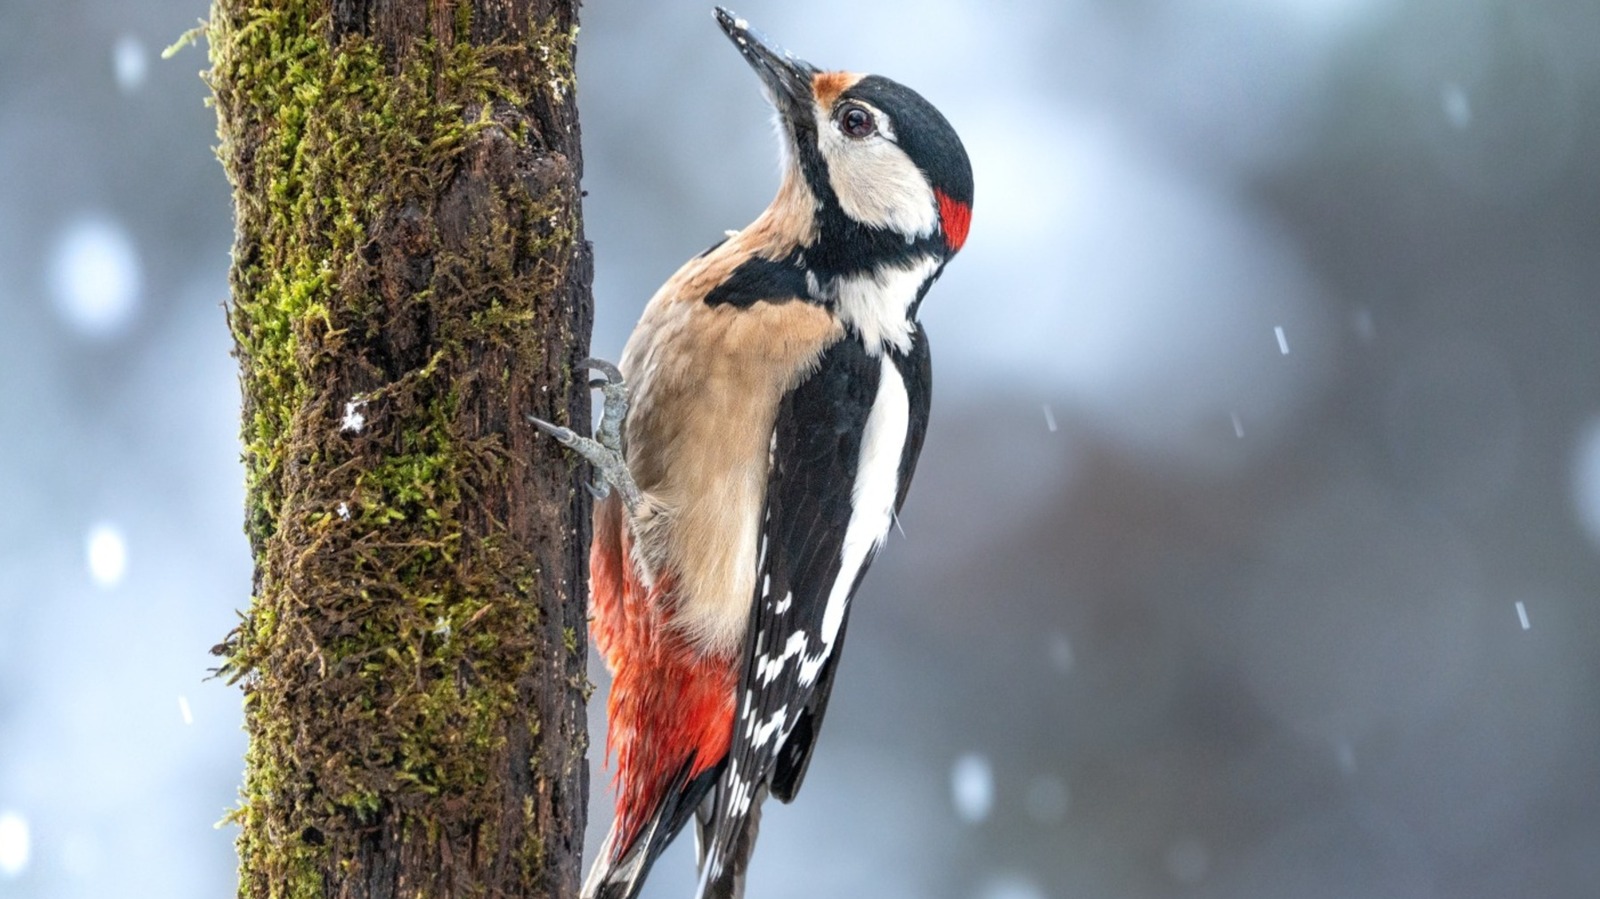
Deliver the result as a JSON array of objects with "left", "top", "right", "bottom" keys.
[
  {"left": 528, "top": 415, "right": 579, "bottom": 445},
  {"left": 580, "top": 357, "right": 624, "bottom": 384},
  {"left": 583, "top": 358, "right": 629, "bottom": 456},
  {"left": 529, "top": 358, "right": 640, "bottom": 512}
]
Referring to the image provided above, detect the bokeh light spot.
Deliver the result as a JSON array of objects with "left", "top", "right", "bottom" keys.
[
  {"left": 951, "top": 753, "right": 994, "bottom": 825},
  {"left": 86, "top": 523, "right": 128, "bottom": 588},
  {"left": 976, "top": 874, "right": 1049, "bottom": 899},
  {"left": 1571, "top": 419, "right": 1600, "bottom": 549},
  {"left": 0, "top": 812, "right": 31, "bottom": 878},
  {"left": 1046, "top": 632, "right": 1074, "bottom": 674},
  {"left": 114, "top": 36, "right": 148, "bottom": 93},
  {"left": 49, "top": 217, "right": 142, "bottom": 338},
  {"left": 1442, "top": 82, "right": 1472, "bottom": 128}
]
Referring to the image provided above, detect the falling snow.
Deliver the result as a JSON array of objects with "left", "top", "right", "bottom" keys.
[
  {"left": 1515, "top": 601, "right": 1530, "bottom": 631},
  {"left": 1231, "top": 411, "right": 1245, "bottom": 439},
  {"left": 178, "top": 695, "right": 194, "bottom": 725},
  {"left": 86, "top": 522, "right": 128, "bottom": 588},
  {"left": 1274, "top": 325, "right": 1290, "bottom": 355},
  {"left": 1042, "top": 403, "right": 1058, "bottom": 433},
  {"left": 951, "top": 753, "right": 994, "bottom": 824}
]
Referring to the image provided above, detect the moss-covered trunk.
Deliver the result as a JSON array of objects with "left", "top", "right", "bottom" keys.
[{"left": 207, "top": 1, "right": 591, "bottom": 896}]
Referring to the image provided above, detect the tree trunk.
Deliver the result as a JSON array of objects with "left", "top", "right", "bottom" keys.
[{"left": 207, "top": 1, "right": 591, "bottom": 896}]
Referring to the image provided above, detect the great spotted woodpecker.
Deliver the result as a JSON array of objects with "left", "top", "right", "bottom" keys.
[{"left": 534, "top": 9, "right": 972, "bottom": 899}]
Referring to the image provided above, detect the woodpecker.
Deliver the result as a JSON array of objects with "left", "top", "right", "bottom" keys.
[{"left": 534, "top": 9, "right": 972, "bottom": 899}]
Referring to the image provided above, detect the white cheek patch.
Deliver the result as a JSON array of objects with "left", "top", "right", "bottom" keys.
[{"left": 815, "top": 105, "right": 938, "bottom": 238}]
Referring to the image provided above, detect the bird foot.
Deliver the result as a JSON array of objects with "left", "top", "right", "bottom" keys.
[
  {"left": 530, "top": 358, "right": 640, "bottom": 512},
  {"left": 587, "top": 358, "right": 629, "bottom": 456}
]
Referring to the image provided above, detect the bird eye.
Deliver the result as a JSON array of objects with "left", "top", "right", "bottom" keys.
[{"left": 837, "top": 104, "right": 876, "bottom": 139}]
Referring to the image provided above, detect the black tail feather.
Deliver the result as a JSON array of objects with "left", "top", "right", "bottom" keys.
[
  {"left": 584, "top": 761, "right": 725, "bottom": 899},
  {"left": 694, "top": 784, "right": 766, "bottom": 899}
]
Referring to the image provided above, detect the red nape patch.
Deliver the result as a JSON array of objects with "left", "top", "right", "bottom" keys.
[{"left": 937, "top": 190, "right": 972, "bottom": 252}]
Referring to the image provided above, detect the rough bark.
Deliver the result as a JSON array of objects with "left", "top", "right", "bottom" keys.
[{"left": 206, "top": 1, "right": 591, "bottom": 896}]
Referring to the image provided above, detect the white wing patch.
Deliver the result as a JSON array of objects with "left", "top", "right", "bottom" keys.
[
  {"left": 708, "top": 349, "right": 920, "bottom": 896},
  {"left": 798, "top": 354, "right": 910, "bottom": 685}
]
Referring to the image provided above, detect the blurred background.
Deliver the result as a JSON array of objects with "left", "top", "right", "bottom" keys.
[{"left": 3, "top": 0, "right": 1599, "bottom": 896}]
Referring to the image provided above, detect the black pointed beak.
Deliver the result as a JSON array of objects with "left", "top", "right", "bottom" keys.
[{"left": 714, "top": 8, "right": 816, "bottom": 123}]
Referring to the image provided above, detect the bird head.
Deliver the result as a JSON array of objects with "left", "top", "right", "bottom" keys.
[{"left": 714, "top": 8, "right": 973, "bottom": 263}]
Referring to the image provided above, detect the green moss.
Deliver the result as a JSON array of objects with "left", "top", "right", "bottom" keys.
[
  {"left": 528, "top": 17, "right": 579, "bottom": 103},
  {"left": 207, "top": 2, "right": 586, "bottom": 896},
  {"left": 518, "top": 793, "right": 546, "bottom": 882}
]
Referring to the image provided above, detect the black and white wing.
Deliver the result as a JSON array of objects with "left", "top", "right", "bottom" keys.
[{"left": 695, "top": 326, "right": 932, "bottom": 897}]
